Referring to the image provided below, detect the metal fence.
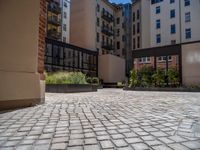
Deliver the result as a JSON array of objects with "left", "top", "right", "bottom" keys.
[{"left": 45, "top": 38, "right": 98, "bottom": 77}]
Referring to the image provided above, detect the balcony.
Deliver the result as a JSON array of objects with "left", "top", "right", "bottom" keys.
[
  {"left": 47, "top": 29, "right": 61, "bottom": 40},
  {"left": 101, "top": 11, "right": 114, "bottom": 23},
  {"left": 101, "top": 26, "right": 114, "bottom": 36},
  {"left": 101, "top": 42, "right": 114, "bottom": 50},
  {"left": 48, "top": 2, "right": 61, "bottom": 14},
  {"left": 48, "top": 16, "right": 61, "bottom": 26}
]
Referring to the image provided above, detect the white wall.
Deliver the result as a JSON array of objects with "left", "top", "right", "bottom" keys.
[
  {"left": 150, "top": 0, "right": 181, "bottom": 47},
  {"left": 180, "top": 0, "right": 200, "bottom": 43}
]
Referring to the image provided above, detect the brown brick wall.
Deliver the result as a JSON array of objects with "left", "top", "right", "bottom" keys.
[{"left": 38, "top": 0, "right": 47, "bottom": 80}]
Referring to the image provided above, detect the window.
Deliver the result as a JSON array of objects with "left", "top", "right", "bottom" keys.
[
  {"left": 63, "top": 37, "right": 66, "bottom": 42},
  {"left": 97, "top": 18, "right": 100, "bottom": 26},
  {"left": 133, "top": 24, "right": 135, "bottom": 35},
  {"left": 122, "top": 11, "right": 124, "bottom": 16},
  {"left": 156, "top": 19, "right": 160, "bottom": 29},
  {"left": 171, "top": 24, "right": 176, "bottom": 34},
  {"left": 158, "top": 56, "right": 172, "bottom": 62},
  {"left": 97, "top": 32, "right": 99, "bottom": 42},
  {"left": 117, "top": 29, "right": 120, "bottom": 36},
  {"left": 171, "top": 40, "right": 176, "bottom": 44},
  {"left": 133, "top": 12, "right": 135, "bottom": 22},
  {"left": 137, "top": 9, "right": 140, "bottom": 20},
  {"left": 170, "top": 0, "right": 175, "bottom": 4},
  {"left": 133, "top": 38, "right": 136, "bottom": 49},
  {"left": 170, "top": 9, "right": 175, "bottom": 18},
  {"left": 122, "top": 35, "right": 125, "bottom": 42},
  {"left": 137, "top": 36, "right": 140, "bottom": 48},
  {"left": 64, "top": 2, "right": 67, "bottom": 7},
  {"left": 156, "top": 6, "right": 160, "bottom": 14},
  {"left": 64, "top": 12, "right": 67, "bottom": 18},
  {"left": 185, "top": 0, "right": 190, "bottom": 6},
  {"left": 137, "top": 22, "right": 140, "bottom": 33},
  {"left": 139, "top": 57, "right": 150, "bottom": 63},
  {"left": 63, "top": 24, "right": 66, "bottom": 31},
  {"left": 97, "top": 4, "right": 100, "bottom": 12},
  {"left": 185, "top": 28, "right": 191, "bottom": 39},
  {"left": 185, "top": 12, "right": 191, "bottom": 22},
  {"left": 151, "top": 0, "right": 163, "bottom": 4},
  {"left": 117, "top": 41, "right": 120, "bottom": 49},
  {"left": 117, "top": 17, "right": 120, "bottom": 24},
  {"left": 156, "top": 34, "right": 161, "bottom": 43}
]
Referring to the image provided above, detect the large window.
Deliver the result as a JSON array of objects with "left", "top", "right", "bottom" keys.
[
  {"left": 117, "top": 41, "right": 120, "bottom": 49},
  {"left": 170, "top": 0, "right": 175, "bottom": 4},
  {"left": 137, "top": 9, "right": 140, "bottom": 20},
  {"left": 156, "top": 6, "right": 161, "bottom": 14},
  {"left": 185, "top": 12, "right": 191, "bottom": 22},
  {"left": 133, "top": 12, "right": 135, "bottom": 22},
  {"left": 133, "top": 24, "right": 136, "bottom": 35},
  {"left": 156, "top": 19, "right": 161, "bottom": 29},
  {"left": 185, "top": 28, "right": 191, "bottom": 39},
  {"left": 137, "top": 22, "right": 140, "bottom": 33},
  {"left": 185, "top": 0, "right": 190, "bottom": 6},
  {"left": 170, "top": 9, "right": 175, "bottom": 18},
  {"left": 151, "top": 0, "right": 163, "bottom": 5},
  {"left": 156, "top": 34, "right": 161, "bottom": 43},
  {"left": 171, "top": 24, "right": 176, "bottom": 34}
]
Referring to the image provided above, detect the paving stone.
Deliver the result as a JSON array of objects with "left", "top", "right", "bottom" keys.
[
  {"left": 111, "top": 134, "right": 124, "bottom": 139},
  {"left": 84, "top": 145, "right": 100, "bottom": 150},
  {"left": 84, "top": 138, "right": 97, "bottom": 145},
  {"left": 100, "top": 140, "right": 114, "bottom": 149},
  {"left": 68, "top": 139, "right": 84, "bottom": 146},
  {"left": 153, "top": 145, "right": 173, "bottom": 150},
  {"left": 131, "top": 143, "right": 149, "bottom": 150},
  {"left": 51, "top": 143, "right": 67, "bottom": 150},
  {"left": 182, "top": 141, "right": 200, "bottom": 149},
  {"left": 169, "top": 143, "right": 190, "bottom": 150},
  {"left": 112, "top": 139, "right": 128, "bottom": 147},
  {"left": 125, "top": 138, "right": 142, "bottom": 144}
]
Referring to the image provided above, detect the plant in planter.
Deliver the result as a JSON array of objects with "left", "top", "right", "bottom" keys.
[
  {"left": 45, "top": 72, "right": 88, "bottom": 84},
  {"left": 152, "top": 69, "right": 165, "bottom": 87},
  {"left": 137, "top": 66, "right": 154, "bottom": 87},
  {"left": 167, "top": 68, "right": 180, "bottom": 87},
  {"left": 129, "top": 69, "right": 138, "bottom": 87}
]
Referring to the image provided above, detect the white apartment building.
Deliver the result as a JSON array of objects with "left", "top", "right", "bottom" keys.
[
  {"left": 150, "top": 0, "right": 200, "bottom": 47},
  {"left": 61, "top": 0, "right": 70, "bottom": 43}
]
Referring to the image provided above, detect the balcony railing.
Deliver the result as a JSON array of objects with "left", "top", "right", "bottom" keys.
[
  {"left": 47, "top": 29, "right": 61, "bottom": 40},
  {"left": 48, "top": 2, "right": 61, "bottom": 14},
  {"left": 101, "top": 26, "right": 114, "bottom": 36},
  {"left": 101, "top": 11, "right": 114, "bottom": 23},
  {"left": 101, "top": 42, "right": 114, "bottom": 50},
  {"left": 47, "top": 16, "right": 61, "bottom": 26}
]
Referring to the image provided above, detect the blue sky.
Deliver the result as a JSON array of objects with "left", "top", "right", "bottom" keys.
[{"left": 109, "top": 0, "right": 131, "bottom": 4}]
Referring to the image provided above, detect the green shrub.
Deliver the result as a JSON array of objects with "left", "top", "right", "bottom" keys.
[
  {"left": 91, "top": 77, "right": 100, "bottom": 85},
  {"left": 167, "top": 68, "right": 180, "bottom": 87},
  {"left": 129, "top": 69, "right": 138, "bottom": 87},
  {"left": 117, "top": 82, "right": 125, "bottom": 88},
  {"left": 45, "top": 72, "right": 88, "bottom": 84},
  {"left": 137, "top": 66, "right": 154, "bottom": 87},
  {"left": 86, "top": 77, "right": 100, "bottom": 85},
  {"left": 152, "top": 69, "right": 165, "bottom": 87}
]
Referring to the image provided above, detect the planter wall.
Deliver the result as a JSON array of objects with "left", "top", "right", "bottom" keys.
[
  {"left": 123, "top": 87, "right": 200, "bottom": 92},
  {"left": 46, "top": 84, "right": 97, "bottom": 93}
]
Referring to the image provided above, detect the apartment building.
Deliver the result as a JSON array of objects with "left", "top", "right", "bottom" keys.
[
  {"left": 132, "top": 0, "right": 200, "bottom": 85},
  {"left": 61, "top": 0, "right": 70, "bottom": 43},
  {"left": 47, "top": 0, "right": 70, "bottom": 43}
]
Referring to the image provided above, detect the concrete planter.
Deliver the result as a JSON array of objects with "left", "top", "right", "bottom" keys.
[
  {"left": 123, "top": 87, "right": 200, "bottom": 92},
  {"left": 46, "top": 84, "right": 97, "bottom": 93}
]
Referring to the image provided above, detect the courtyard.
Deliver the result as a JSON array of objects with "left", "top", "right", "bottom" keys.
[{"left": 0, "top": 89, "right": 200, "bottom": 150}]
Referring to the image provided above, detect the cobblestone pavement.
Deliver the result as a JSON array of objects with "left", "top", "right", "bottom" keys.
[{"left": 0, "top": 89, "right": 200, "bottom": 150}]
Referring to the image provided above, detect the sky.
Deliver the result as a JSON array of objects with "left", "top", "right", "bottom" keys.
[{"left": 109, "top": 0, "right": 131, "bottom": 4}]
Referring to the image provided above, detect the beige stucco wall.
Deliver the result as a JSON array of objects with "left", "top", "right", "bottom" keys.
[
  {"left": 182, "top": 42, "right": 200, "bottom": 86},
  {"left": 0, "top": 0, "right": 43, "bottom": 107},
  {"left": 70, "top": 0, "right": 97, "bottom": 50},
  {"left": 98, "top": 54, "right": 125, "bottom": 83}
]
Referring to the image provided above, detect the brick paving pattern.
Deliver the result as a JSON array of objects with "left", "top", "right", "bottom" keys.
[{"left": 0, "top": 89, "right": 200, "bottom": 150}]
